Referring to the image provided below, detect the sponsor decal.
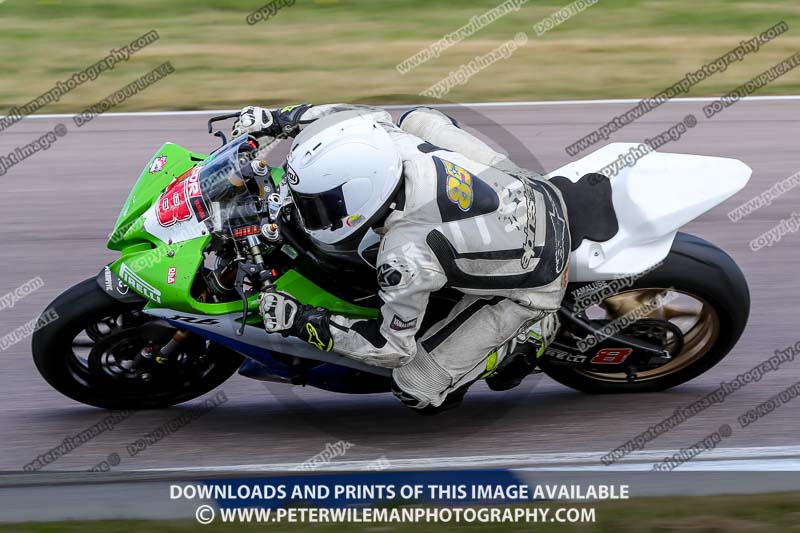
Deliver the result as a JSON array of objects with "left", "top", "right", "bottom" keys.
[
  {"left": 517, "top": 180, "right": 567, "bottom": 273},
  {"left": 345, "top": 214, "right": 364, "bottom": 227},
  {"left": 545, "top": 346, "right": 588, "bottom": 364},
  {"left": 156, "top": 171, "right": 208, "bottom": 227},
  {"left": 305, "top": 323, "right": 332, "bottom": 351},
  {"left": 119, "top": 263, "right": 162, "bottom": 303},
  {"left": 390, "top": 315, "right": 417, "bottom": 331},
  {"left": 590, "top": 347, "right": 633, "bottom": 365},
  {"left": 546, "top": 185, "right": 569, "bottom": 273},
  {"left": 191, "top": 195, "right": 208, "bottom": 221},
  {"left": 167, "top": 267, "right": 177, "bottom": 285},
  {"left": 519, "top": 183, "right": 539, "bottom": 270},
  {"left": 103, "top": 267, "right": 114, "bottom": 292},
  {"left": 442, "top": 159, "right": 474, "bottom": 211},
  {"left": 232, "top": 224, "right": 260, "bottom": 239},
  {"left": 168, "top": 315, "right": 220, "bottom": 326},
  {"left": 285, "top": 164, "right": 299, "bottom": 186},
  {"left": 117, "top": 279, "right": 129, "bottom": 295},
  {"left": 103, "top": 266, "right": 130, "bottom": 296},
  {"left": 572, "top": 280, "right": 608, "bottom": 298},
  {"left": 149, "top": 155, "right": 167, "bottom": 174},
  {"left": 377, "top": 264, "right": 402, "bottom": 289}
]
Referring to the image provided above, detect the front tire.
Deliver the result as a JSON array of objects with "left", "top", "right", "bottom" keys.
[
  {"left": 32, "top": 277, "right": 243, "bottom": 409},
  {"left": 540, "top": 233, "right": 750, "bottom": 393}
]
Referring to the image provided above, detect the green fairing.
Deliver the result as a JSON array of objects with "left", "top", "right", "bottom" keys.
[
  {"left": 275, "top": 270, "right": 377, "bottom": 318},
  {"left": 270, "top": 166, "right": 285, "bottom": 188},
  {"left": 106, "top": 143, "right": 377, "bottom": 319},
  {"left": 108, "top": 143, "right": 207, "bottom": 252}
]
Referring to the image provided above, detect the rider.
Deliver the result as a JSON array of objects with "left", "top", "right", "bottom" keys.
[{"left": 232, "top": 103, "right": 570, "bottom": 414}]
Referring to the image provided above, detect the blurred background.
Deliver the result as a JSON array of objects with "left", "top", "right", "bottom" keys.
[{"left": 1, "top": 0, "right": 800, "bottom": 110}]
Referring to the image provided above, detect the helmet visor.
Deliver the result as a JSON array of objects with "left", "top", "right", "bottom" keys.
[{"left": 291, "top": 185, "right": 349, "bottom": 230}]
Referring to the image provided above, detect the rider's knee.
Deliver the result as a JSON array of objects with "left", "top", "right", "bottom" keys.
[
  {"left": 390, "top": 377, "right": 430, "bottom": 410},
  {"left": 397, "top": 107, "right": 460, "bottom": 135}
]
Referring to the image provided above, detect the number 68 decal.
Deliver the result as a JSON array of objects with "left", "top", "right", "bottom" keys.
[
  {"left": 157, "top": 173, "right": 205, "bottom": 227},
  {"left": 590, "top": 348, "right": 633, "bottom": 364}
]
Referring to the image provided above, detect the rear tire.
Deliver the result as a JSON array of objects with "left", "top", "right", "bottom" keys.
[
  {"left": 540, "top": 232, "right": 749, "bottom": 393},
  {"left": 32, "top": 277, "right": 243, "bottom": 409}
]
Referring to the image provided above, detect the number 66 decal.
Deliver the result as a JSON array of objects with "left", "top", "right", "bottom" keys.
[{"left": 590, "top": 348, "right": 633, "bottom": 364}]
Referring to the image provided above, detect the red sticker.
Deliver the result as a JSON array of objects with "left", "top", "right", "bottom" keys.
[
  {"left": 156, "top": 171, "right": 207, "bottom": 227},
  {"left": 590, "top": 348, "right": 633, "bottom": 364}
]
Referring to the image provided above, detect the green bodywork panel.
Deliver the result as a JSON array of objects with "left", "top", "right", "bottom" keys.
[
  {"left": 108, "top": 143, "right": 207, "bottom": 251},
  {"left": 270, "top": 166, "right": 284, "bottom": 188},
  {"left": 106, "top": 143, "right": 377, "bottom": 319},
  {"left": 275, "top": 270, "right": 377, "bottom": 318}
]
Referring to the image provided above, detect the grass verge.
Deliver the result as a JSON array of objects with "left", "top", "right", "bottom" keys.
[
  {"left": 2, "top": 491, "right": 800, "bottom": 532},
  {"left": 1, "top": 0, "right": 799, "bottom": 111}
]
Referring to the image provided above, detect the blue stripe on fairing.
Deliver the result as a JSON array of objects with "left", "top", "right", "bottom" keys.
[{"left": 165, "top": 320, "right": 391, "bottom": 393}]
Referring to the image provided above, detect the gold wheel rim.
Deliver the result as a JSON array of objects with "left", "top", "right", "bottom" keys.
[{"left": 576, "top": 288, "right": 720, "bottom": 382}]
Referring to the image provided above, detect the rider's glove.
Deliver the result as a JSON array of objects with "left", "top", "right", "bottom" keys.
[
  {"left": 232, "top": 106, "right": 280, "bottom": 138},
  {"left": 232, "top": 104, "right": 313, "bottom": 139},
  {"left": 259, "top": 290, "right": 333, "bottom": 352}
]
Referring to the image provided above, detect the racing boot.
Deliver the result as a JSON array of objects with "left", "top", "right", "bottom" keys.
[{"left": 485, "top": 313, "right": 559, "bottom": 392}]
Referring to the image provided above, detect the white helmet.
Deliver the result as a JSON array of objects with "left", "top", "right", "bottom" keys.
[{"left": 285, "top": 111, "right": 403, "bottom": 245}]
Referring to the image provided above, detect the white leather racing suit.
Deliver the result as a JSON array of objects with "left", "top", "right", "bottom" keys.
[{"left": 275, "top": 104, "right": 570, "bottom": 409}]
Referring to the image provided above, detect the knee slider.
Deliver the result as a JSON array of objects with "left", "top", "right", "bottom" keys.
[{"left": 391, "top": 378, "right": 428, "bottom": 409}]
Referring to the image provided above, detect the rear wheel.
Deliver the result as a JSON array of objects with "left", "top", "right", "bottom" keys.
[
  {"left": 540, "top": 233, "right": 749, "bottom": 393},
  {"left": 32, "top": 278, "right": 243, "bottom": 409}
]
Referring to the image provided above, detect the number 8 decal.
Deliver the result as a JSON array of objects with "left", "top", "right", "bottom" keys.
[{"left": 590, "top": 348, "right": 633, "bottom": 364}]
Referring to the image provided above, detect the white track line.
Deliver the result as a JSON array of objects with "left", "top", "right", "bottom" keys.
[
  {"left": 525, "top": 458, "right": 800, "bottom": 471},
  {"left": 3, "top": 95, "right": 800, "bottom": 120},
  {"left": 136, "top": 445, "right": 800, "bottom": 473}
]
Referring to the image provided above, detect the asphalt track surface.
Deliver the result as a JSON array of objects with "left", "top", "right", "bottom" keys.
[{"left": 0, "top": 99, "right": 798, "bottom": 473}]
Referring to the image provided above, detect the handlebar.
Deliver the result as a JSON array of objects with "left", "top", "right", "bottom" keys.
[{"left": 207, "top": 111, "right": 242, "bottom": 148}]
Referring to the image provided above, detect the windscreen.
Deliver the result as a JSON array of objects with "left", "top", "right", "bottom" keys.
[{"left": 197, "top": 136, "right": 261, "bottom": 236}]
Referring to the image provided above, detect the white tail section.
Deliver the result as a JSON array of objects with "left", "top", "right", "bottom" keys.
[{"left": 552, "top": 143, "right": 751, "bottom": 282}]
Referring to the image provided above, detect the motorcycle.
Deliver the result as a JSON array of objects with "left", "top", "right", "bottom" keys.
[{"left": 32, "top": 113, "right": 751, "bottom": 409}]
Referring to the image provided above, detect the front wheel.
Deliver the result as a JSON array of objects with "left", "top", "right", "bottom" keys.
[
  {"left": 540, "top": 232, "right": 750, "bottom": 393},
  {"left": 32, "top": 277, "right": 244, "bottom": 409}
]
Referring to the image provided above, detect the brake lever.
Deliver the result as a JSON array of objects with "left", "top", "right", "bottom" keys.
[
  {"left": 213, "top": 130, "right": 228, "bottom": 148},
  {"left": 233, "top": 262, "right": 258, "bottom": 336},
  {"left": 233, "top": 260, "right": 276, "bottom": 335},
  {"left": 207, "top": 111, "right": 242, "bottom": 149}
]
